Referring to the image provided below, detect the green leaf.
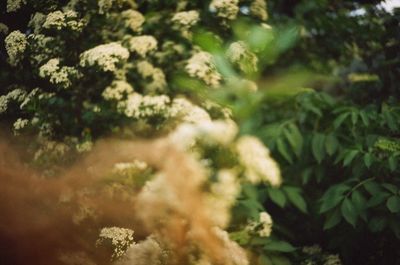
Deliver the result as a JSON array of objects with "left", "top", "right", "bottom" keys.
[
  {"left": 343, "top": 150, "right": 359, "bottom": 167},
  {"left": 270, "top": 254, "right": 292, "bottom": 265},
  {"left": 359, "top": 111, "right": 370, "bottom": 126},
  {"left": 264, "top": 240, "right": 296, "bottom": 252},
  {"left": 258, "top": 254, "right": 273, "bottom": 265},
  {"left": 276, "top": 138, "right": 293, "bottom": 164},
  {"left": 351, "top": 111, "right": 358, "bottom": 125},
  {"left": 341, "top": 198, "right": 357, "bottom": 227},
  {"left": 382, "top": 183, "right": 398, "bottom": 194},
  {"left": 320, "top": 184, "right": 350, "bottom": 213},
  {"left": 283, "top": 187, "right": 307, "bottom": 213},
  {"left": 351, "top": 190, "right": 367, "bottom": 214},
  {"left": 363, "top": 181, "right": 382, "bottom": 194},
  {"left": 268, "top": 188, "right": 287, "bottom": 208},
  {"left": 389, "top": 156, "right": 398, "bottom": 172},
  {"left": 367, "top": 192, "right": 391, "bottom": 208},
  {"left": 284, "top": 124, "right": 303, "bottom": 157},
  {"left": 333, "top": 112, "right": 350, "bottom": 129},
  {"left": 386, "top": 196, "right": 400, "bottom": 213},
  {"left": 312, "top": 133, "right": 326, "bottom": 163},
  {"left": 323, "top": 207, "right": 342, "bottom": 230},
  {"left": 363, "top": 153, "right": 373, "bottom": 168},
  {"left": 325, "top": 133, "right": 339, "bottom": 156}
]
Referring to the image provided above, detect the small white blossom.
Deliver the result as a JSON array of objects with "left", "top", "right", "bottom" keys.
[
  {"left": 172, "top": 10, "right": 200, "bottom": 27},
  {"left": 5, "top": 30, "right": 27, "bottom": 66},
  {"left": 122, "top": 93, "right": 171, "bottom": 120},
  {"left": 39, "top": 58, "right": 80, "bottom": 88},
  {"left": 170, "top": 98, "right": 211, "bottom": 124},
  {"left": 0, "top": 23, "right": 9, "bottom": 35},
  {"left": 122, "top": 9, "right": 145, "bottom": 32},
  {"left": 80, "top": 42, "right": 130, "bottom": 72},
  {"left": 97, "top": 227, "right": 135, "bottom": 260},
  {"left": 250, "top": 0, "right": 268, "bottom": 21},
  {"left": 185, "top": 52, "right": 221, "bottom": 87},
  {"left": 236, "top": 135, "right": 281, "bottom": 186},
  {"left": 43, "top": 10, "right": 85, "bottom": 32},
  {"left": 227, "top": 41, "right": 258, "bottom": 73},
  {"left": 116, "top": 235, "right": 167, "bottom": 265},
  {"left": 7, "top": 0, "right": 27, "bottom": 13},
  {"left": 209, "top": 0, "right": 239, "bottom": 20},
  {"left": 13, "top": 118, "right": 29, "bottom": 131},
  {"left": 102, "top": 80, "right": 134, "bottom": 101},
  {"left": 128, "top": 36, "right": 158, "bottom": 57}
]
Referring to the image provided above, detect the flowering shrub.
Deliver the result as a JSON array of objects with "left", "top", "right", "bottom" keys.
[{"left": 0, "top": 0, "right": 299, "bottom": 264}]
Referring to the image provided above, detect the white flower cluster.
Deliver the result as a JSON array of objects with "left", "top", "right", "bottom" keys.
[
  {"left": 227, "top": 41, "right": 258, "bottom": 73},
  {"left": 324, "top": 255, "right": 342, "bottom": 265},
  {"left": 185, "top": 52, "right": 222, "bottom": 87},
  {"left": 28, "top": 12, "right": 46, "bottom": 34},
  {"left": 136, "top": 61, "right": 167, "bottom": 92},
  {"left": 209, "top": 0, "right": 240, "bottom": 20},
  {"left": 246, "top": 211, "right": 273, "bottom": 237},
  {"left": 97, "top": 227, "right": 135, "bottom": 260},
  {"left": 122, "top": 9, "right": 145, "bottom": 32},
  {"left": 98, "top": 0, "right": 113, "bottom": 14},
  {"left": 6, "top": 0, "right": 26, "bottom": 13},
  {"left": 212, "top": 227, "right": 249, "bottom": 265},
  {"left": 112, "top": 160, "right": 148, "bottom": 178},
  {"left": 207, "top": 170, "right": 241, "bottom": 227},
  {"left": 13, "top": 118, "right": 29, "bottom": 131},
  {"left": 170, "top": 98, "right": 211, "bottom": 124},
  {"left": 39, "top": 58, "right": 80, "bottom": 89},
  {"left": 28, "top": 34, "right": 59, "bottom": 66},
  {"left": 75, "top": 140, "right": 93, "bottom": 153},
  {"left": 128, "top": 36, "right": 158, "bottom": 57},
  {"left": 102, "top": 80, "right": 134, "bottom": 101},
  {"left": 0, "top": 23, "right": 9, "bottom": 35},
  {"left": 0, "top": 88, "right": 27, "bottom": 114},
  {"left": 169, "top": 119, "right": 238, "bottom": 149},
  {"left": 80, "top": 42, "right": 130, "bottom": 72},
  {"left": 172, "top": 10, "right": 200, "bottom": 28},
  {"left": 5, "top": 30, "right": 28, "bottom": 66},
  {"left": 43, "top": 10, "right": 85, "bottom": 32},
  {"left": 122, "top": 94, "right": 171, "bottom": 120},
  {"left": 250, "top": 0, "right": 268, "bottom": 21},
  {"left": 236, "top": 135, "right": 281, "bottom": 186},
  {"left": 116, "top": 235, "right": 167, "bottom": 265}
]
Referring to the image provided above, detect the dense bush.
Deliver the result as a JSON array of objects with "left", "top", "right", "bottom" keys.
[{"left": 0, "top": 0, "right": 399, "bottom": 265}]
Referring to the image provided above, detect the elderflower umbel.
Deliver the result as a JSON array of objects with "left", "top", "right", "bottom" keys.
[
  {"left": 170, "top": 98, "right": 211, "bottom": 124},
  {"left": 122, "top": 9, "right": 145, "bottom": 32},
  {"left": 13, "top": 118, "right": 29, "bottom": 131},
  {"left": 128, "top": 36, "right": 158, "bottom": 57},
  {"left": 207, "top": 169, "right": 241, "bottom": 227},
  {"left": 172, "top": 10, "right": 200, "bottom": 28},
  {"left": 185, "top": 52, "right": 221, "bottom": 87},
  {"left": 80, "top": 42, "right": 129, "bottom": 72},
  {"left": 97, "top": 227, "right": 135, "bottom": 260},
  {"left": 5, "top": 30, "right": 27, "bottom": 66},
  {"left": 7, "top": 0, "right": 26, "bottom": 13},
  {"left": 324, "top": 255, "right": 342, "bottom": 265},
  {"left": 236, "top": 135, "right": 281, "bottom": 186},
  {"left": 39, "top": 58, "right": 79, "bottom": 88},
  {"left": 250, "top": 0, "right": 268, "bottom": 21},
  {"left": 116, "top": 235, "right": 167, "bottom": 265},
  {"left": 209, "top": 0, "right": 240, "bottom": 20},
  {"left": 43, "top": 10, "right": 85, "bottom": 32},
  {"left": 0, "top": 23, "right": 9, "bottom": 35},
  {"left": 122, "top": 93, "right": 171, "bottom": 119},
  {"left": 226, "top": 41, "right": 258, "bottom": 73},
  {"left": 212, "top": 227, "right": 249, "bottom": 265},
  {"left": 102, "top": 80, "right": 134, "bottom": 101}
]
